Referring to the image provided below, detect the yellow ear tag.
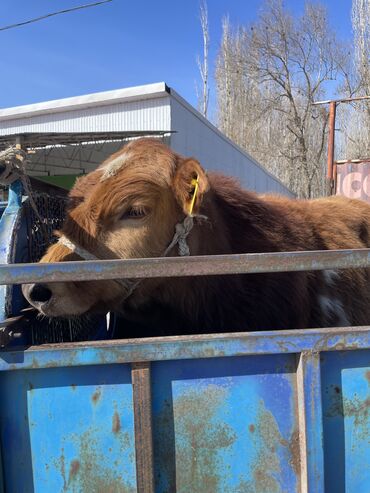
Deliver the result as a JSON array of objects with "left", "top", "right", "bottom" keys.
[{"left": 188, "top": 174, "right": 199, "bottom": 216}]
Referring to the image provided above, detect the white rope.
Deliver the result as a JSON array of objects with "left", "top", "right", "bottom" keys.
[
  {"left": 58, "top": 235, "right": 98, "bottom": 261},
  {"left": 163, "top": 215, "right": 194, "bottom": 257},
  {"left": 0, "top": 146, "right": 49, "bottom": 241},
  {"left": 161, "top": 214, "right": 207, "bottom": 256},
  {"left": 58, "top": 235, "right": 141, "bottom": 295},
  {"left": 0, "top": 147, "right": 26, "bottom": 185},
  {"left": 57, "top": 213, "right": 208, "bottom": 301}
]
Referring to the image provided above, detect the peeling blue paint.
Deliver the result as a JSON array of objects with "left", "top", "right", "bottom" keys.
[{"left": 0, "top": 180, "right": 22, "bottom": 321}]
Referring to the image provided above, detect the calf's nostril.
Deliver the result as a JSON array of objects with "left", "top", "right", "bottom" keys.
[{"left": 29, "top": 284, "right": 52, "bottom": 303}]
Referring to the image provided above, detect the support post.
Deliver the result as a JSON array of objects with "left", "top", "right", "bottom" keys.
[
  {"left": 131, "top": 362, "right": 155, "bottom": 493},
  {"left": 297, "top": 351, "right": 325, "bottom": 493},
  {"left": 327, "top": 101, "right": 337, "bottom": 196}
]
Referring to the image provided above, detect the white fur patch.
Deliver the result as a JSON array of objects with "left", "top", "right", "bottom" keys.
[
  {"left": 319, "top": 295, "right": 350, "bottom": 326},
  {"left": 101, "top": 152, "right": 132, "bottom": 181},
  {"left": 323, "top": 269, "right": 340, "bottom": 287}
]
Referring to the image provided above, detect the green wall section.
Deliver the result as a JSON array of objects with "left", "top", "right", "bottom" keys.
[{"left": 35, "top": 175, "right": 81, "bottom": 190}]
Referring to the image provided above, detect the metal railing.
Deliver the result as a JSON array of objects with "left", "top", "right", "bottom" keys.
[{"left": 0, "top": 248, "right": 370, "bottom": 285}]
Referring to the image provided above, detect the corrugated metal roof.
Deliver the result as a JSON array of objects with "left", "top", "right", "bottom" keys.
[
  {"left": 0, "top": 99, "right": 171, "bottom": 137},
  {"left": 0, "top": 82, "right": 168, "bottom": 120}
]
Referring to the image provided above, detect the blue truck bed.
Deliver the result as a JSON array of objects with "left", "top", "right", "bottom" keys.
[{"left": 0, "top": 326, "right": 369, "bottom": 492}]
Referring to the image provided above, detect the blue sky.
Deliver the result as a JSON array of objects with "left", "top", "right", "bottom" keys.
[{"left": 0, "top": 0, "right": 353, "bottom": 112}]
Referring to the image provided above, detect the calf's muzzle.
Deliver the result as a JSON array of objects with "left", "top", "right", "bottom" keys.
[{"left": 22, "top": 283, "right": 52, "bottom": 307}]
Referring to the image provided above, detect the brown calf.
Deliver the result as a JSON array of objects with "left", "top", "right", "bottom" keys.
[{"left": 22, "top": 138, "right": 370, "bottom": 335}]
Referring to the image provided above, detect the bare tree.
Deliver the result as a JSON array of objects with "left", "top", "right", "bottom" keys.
[
  {"left": 353, "top": 0, "right": 370, "bottom": 91},
  {"left": 216, "top": 0, "right": 346, "bottom": 198},
  {"left": 338, "top": 0, "right": 370, "bottom": 160},
  {"left": 196, "top": 0, "right": 210, "bottom": 118},
  {"left": 216, "top": 20, "right": 274, "bottom": 171}
]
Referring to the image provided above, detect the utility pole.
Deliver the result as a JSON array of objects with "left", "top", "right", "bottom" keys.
[{"left": 313, "top": 95, "right": 370, "bottom": 196}]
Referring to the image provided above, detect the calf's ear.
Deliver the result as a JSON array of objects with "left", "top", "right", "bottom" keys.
[{"left": 173, "top": 158, "right": 209, "bottom": 215}]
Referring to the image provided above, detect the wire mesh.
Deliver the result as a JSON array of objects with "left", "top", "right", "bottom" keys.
[{"left": 21, "top": 193, "right": 104, "bottom": 345}]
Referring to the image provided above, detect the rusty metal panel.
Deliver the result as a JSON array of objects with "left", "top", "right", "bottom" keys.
[
  {"left": 321, "top": 350, "right": 370, "bottom": 492},
  {"left": 0, "top": 364, "right": 137, "bottom": 492},
  {"left": 0, "top": 328, "right": 368, "bottom": 491},
  {"left": 336, "top": 161, "right": 370, "bottom": 201},
  {"left": 152, "top": 355, "right": 300, "bottom": 493}
]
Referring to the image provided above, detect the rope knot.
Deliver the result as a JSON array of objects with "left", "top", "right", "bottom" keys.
[
  {"left": 163, "top": 214, "right": 208, "bottom": 257},
  {"left": 175, "top": 215, "right": 194, "bottom": 256},
  {"left": 0, "top": 147, "right": 28, "bottom": 185}
]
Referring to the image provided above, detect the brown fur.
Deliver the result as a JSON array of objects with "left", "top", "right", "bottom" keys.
[{"left": 22, "top": 138, "right": 370, "bottom": 334}]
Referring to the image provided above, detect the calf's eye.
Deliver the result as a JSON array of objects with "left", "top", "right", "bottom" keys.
[{"left": 120, "top": 206, "right": 147, "bottom": 221}]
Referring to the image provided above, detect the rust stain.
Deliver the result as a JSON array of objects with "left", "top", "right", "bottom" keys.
[
  {"left": 253, "top": 466, "right": 280, "bottom": 492},
  {"left": 344, "top": 397, "right": 370, "bottom": 426},
  {"left": 314, "top": 334, "right": 360, "bottom": 353},
  {"left": 172, "top": 385, "right": 237, "bottom": 492},
  {"left": 68, "top": 459, "right": 80, "bottom": 483},
  {"left": 28, "top": 382, "right": 34, "bottom": 391},
  {"left": 334, "top": 386, "right": 341, "bottom": 394},
  {"left": 246, "top": 400, "right": 301, "bottom": 493},
  {"left": 156, "top": 386, "right": 300, "bottom": 492},
  {"left": 91, "top": 388, "right": 101, "bottom": 404},
  {"left": 58, "top": 449, "right": 66, "bottom": 491},
  {"left": 69, "top": 429, "right": 135, "bottom": 493},
  {"left": 87, "top": 480, "right": 132, "bottom": 493},
  {"left": 71, "top": 384, "right": 77, "bottom": 391},
  {"left": 112, "top": 411, "right": 121, "bottom": 434},
  {"left": 325, "top": 385, "right": 370, "bottom": 427},
  {"left": 153, "top": 399, "right": 176, "bottom": 491},
  {"left": 288, "top": 428, "right": 301, "bottom": 478},
  {"left": 251, "top": 403, "right": 283, "bottom": 493}
]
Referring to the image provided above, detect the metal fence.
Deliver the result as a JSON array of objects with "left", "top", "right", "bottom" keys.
[{"left": 1, "top": 248, "right": 370, "bottom": 286}]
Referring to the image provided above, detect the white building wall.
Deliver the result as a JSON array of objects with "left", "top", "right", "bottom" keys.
[
  {"left": 0, "top": 97, "right": 171, "bottom": 135},
  {"left": 169, "top": 91, "right": 293, "bottom": 196}
]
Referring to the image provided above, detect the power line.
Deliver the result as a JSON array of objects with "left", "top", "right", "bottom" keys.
[{"left": 0, "top": 0, "right": 113, "bottom": 32}]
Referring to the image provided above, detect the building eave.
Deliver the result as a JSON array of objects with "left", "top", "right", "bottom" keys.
[{"left": 0, "top": 82, "right": 169, "bottom": 121}]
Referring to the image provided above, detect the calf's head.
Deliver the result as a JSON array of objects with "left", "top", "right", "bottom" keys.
[{"left": 22, "top": 139, "right": 209, "bottom": 317}]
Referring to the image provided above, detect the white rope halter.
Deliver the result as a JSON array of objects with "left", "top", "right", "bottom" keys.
[
  {"left": 57, "top": 235, "right": 141, "bottom": 297},
  {"left": 163, "top": 215, "right": 194, "bottom": 256},
  {"left": 57, "top": 213, "right": 206, "bottom": 300},
  {"left": 58, "top": 215, "right": 197, "bottom": 261},
  {"left": 57, "top": 236, "right": 98, "bottom": 261}
]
